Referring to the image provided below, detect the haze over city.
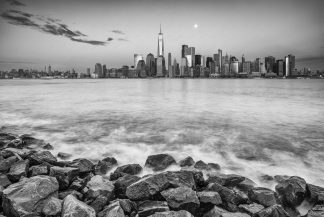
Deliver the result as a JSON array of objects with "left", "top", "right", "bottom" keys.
[{"left": 0, "top": 0, "right": 324, "bottom": 71}]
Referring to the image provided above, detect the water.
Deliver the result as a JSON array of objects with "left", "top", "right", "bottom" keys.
[{"left": 0, "top": 79, "right": 324, "bottom": 188}]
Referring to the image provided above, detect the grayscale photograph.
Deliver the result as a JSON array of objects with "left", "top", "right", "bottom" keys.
[{"left": 0, "top": 0, "right": 323, "bottom": 216}]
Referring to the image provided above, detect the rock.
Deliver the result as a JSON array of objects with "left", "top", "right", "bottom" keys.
[
  {"left": 0, "top": 156, "right": 18, "bottom": 172},
  {"left": 207, "top": 173, "right": 245, "bottom": 187},
  {"left": 62, "top": 195, "right": 96, "bottom": 217},
  {"left": 197, "top": 191, "right": 222, "bottom": 205},
  {"left": 114, "top": 174, "right": 141, "bottom": 198},
  {"left": 69, "top": 175, "right": 92, "bottom": 191},
  {"left": 29, "top": 164, "right": 49, "bottom": 176},
  {"left": 86, "top": 175, "right": 114, "bottom": 200},
  {"left": 0, "top": 132, "right": 17, "bottom": 141},
  {"left": 194, "top": 160, "right": 209, "bottom": 170},
  {"left": 274, "top": 175, "right": 290, "bottom": 184},
  {"left": 49, "top": 166, "right": 79, "bottom": 190},
  {"left": 114, "top": 199, "right": 137, "bottom": 215},
  {"left": 307, "top": 184, "right": 324, "bottom": 204},
  {"left": 89, "top": 195, "right": 108, "bottom": 213},
  {"left": 255, "top": 204, "right": 289, "bottom": 217},
  {"left": 42, "top": 197, "right": 62, "bottom": 216},
  {"left": 58, "top": 190, "right": 83, "bottom": 200},
  {"left": 208, "top": 163, "right": 221, "bottom": 171},
  {"left": 161, "top": 186, "right": 200, "bottom": 214},
  {"left": 138, "top": 201, "right": 170, "bottom": 217},
  {"left": 275, "top": 176, "right": 307, "bottom": 207},
  {"left": 145, "top": 154, "right": 176, "bottom": 171},
  {"left": 7, "top": 159, "right": 29, "bottom": 182},
  {"left": 2, "top": 175, "right": 59, "bottom": 217},
  {"left": 248, "top": 187, "right": 277, "bottom": 207},
  {"left": 114, "top": 164, "right": 142, "bottom": 175},
  {"left": 95, "top": 160, "right": 113, "bottom": 175},
  {"left": 42, "top": 143, "right": 54, "bottom": 150},
  {"left": 0, "top": 174, "right": 11, "bottom": 188},
  {"left": 28, "top": 151, "right": 57, "bottom": 165},
  {"left": 179, "top": 156, "right": 195, "bottom": 167},
  {"left": 260, "top": 175, "right": 274, "bottom": 182},
  {"left": 70, "top": 158, "right": 94, "bottom": 173},
  {"left": 126, "top": 171, "right": 196, "bottom": 201},
  {"left": 19, "top": 134, "right": 46, "bottom": 148},
  {"left": 57, "top": 152, "right": 72, "bottom": 160},
  {"left": 0, "top": 148, "right": 35, "bottom": 159},
  {"left": 148, "top": 210, "right": 194, "bottom": 217},
  {"left": 102, "top": 156, "right": 118, "bottom": 165},
  {"left": 238, "top": 203, "right": 264, "bottom": 216},
  {"left": 7, "top": 139, "right": 23, "bottom": 149},
  {"left": 203, "top": 205, "right": 250, "bottom": 217},
  {"left": 98, "top": 200, "right": 126, "bottom": 217},
  {"left": 306, "top": 205, "right": 324, "bottom": 217},
  {"left": 207, "top": 183, "right": 247, "bottom": 205},
  {"left": 237, "top": 178, "right": 257, "bottom": 192}
]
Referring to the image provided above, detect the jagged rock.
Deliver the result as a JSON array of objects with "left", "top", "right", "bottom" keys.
[
  {"left": 207, "top": 183, "right": 247, "bottom": 205},
  {"left": 102, "top": 156, "right": 118, "bottom": 165},
  {"left": 98, "top": 200, "right": 126, "bottom": 217},
  {"left": 275, "top": 176, "right": 307, "bottom": 207},
  {"left": 7, "top": 139, "right": 23, "bottom": 149},
  {"left": 114, "top": 174, "right": 141, "bottom": 198},
  {"left": 238, "top": 203, "right": 264, "bottom": 216},
  {"left": 274, "top": 175, "right": 290, "bottom": 184},
  {"left": 255, "top": 204, "right": 289, "bottom": 217},
  {"left": 28, "top": 151, "right": 57, "bottom": 165},
  {"left": 62, "top": 195, "right": 95, "bottom": 217},
  {"left": 207, "top": 173, "right": 245, "bottom": 187},
  {"left": 208, "top": 163, "right": 221, "bottom": 171},
  {"left": 197, "top": 191, "right": 222, "bottom": 205},
  {"left": 70, "top": 158, "right": 94, "bottom": 173},
  {"left": 57, "top": 152, "right": 72, "bottom": 160},
  {"left": 0, "top": 156, "right": 18, "bottom": 172},
  {"left": 194, "top": 160, "right": 209, "bottom": 170},
  {"left": 0, "top": 174, "right": 11, "bottom": 188},
  {"left": 179, "top": 157, "right": 195, "bottom": 167},
  {"left": 114, "top": 199, "right": 137, "bottom": 215},
  {"left": 69, "top": 174, "right": 92, "bottom": 191},
  {"left": 126, "top": 171, "right": 196, "bottom": 201},
  {"left": 307, "top": 184, "right": 324, "bottom": 204},
  {"left": 145, "top": 154, "right": 176, "bottom": 171},
  {"left": 237, "top": 178, "right": 257, "bottom": 192},
  {"left": 19, "top": 134, "right": 46, "bottom": 149},
  {"left": 306, "top": 205, "right": 324, "bottom": 217},
  {"left": 283, "top": 206, "right": 301, "bottom": 217},
  {"left": 58, "top": 190, "right": 83, "bottom": 200},
  {"left": 95, "top": 160, "right": 113, "bottom": 175},
  {"left": 42, "top": 143, "right": 54, "bottom": 150},
  {"left": 89, "top": 195, "right": 109, "bottom": 213},
  {"left": 0, "top": 148, "right": 35, "bottom": 159},
  {"left": 7, "top": 159, "right": 29, "bottom": 182},
  {"left": 2, "top": 175, "right": 59, "bottom": 217},
  {"left": 161, "top": 186, "right": 200, "bottom": 214},
  {"left": 203, "top": 205, "right": 250, "bottom": 217},
  {"left": 148, "top": 210, "right": 194, "bottom": 217},
  {"left": 260, "top": 175, "right": 274, "bottom": 182},
  {"left": 86, "top": 175, "right": 114, "bottom": 200},
  {"left": 29, "top": 164, "right": 49, "bottom": 176},
  {"left": 248, "top": 187, "right": 277, "bottom": 207},
  {"left": 49, "top": 166, "right": 79, "bottom": 190},
  {"left": 42, "top": 197, "right": 62, "bottom": 216},
  {"left": 138, "top": 201, "right": 169, "bottom": 217},
  {"left": 0, "top": 132, "right": 17, "bottom": 141},
  {"left": 115, "top": 164, "right": 142, "bottom": 175}
]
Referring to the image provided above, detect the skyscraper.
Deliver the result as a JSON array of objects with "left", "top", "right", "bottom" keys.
[
  {"left": 134, "top": 54, "right": 143, "bottom": 69},
  {"left": 230, "top": 56, "right": 239, "bottom": 75},
  {"left": 95, "top": 63, "right": 102, "bottom": 78},
  {"left": 181, "top": 45, "right": 188, "bottom": 58},
  {"left": 218, "top": 49, "right": 223, "bottom": 73},
  {"left": 157, "top": 24, "right": 164, "bottom": 57},
  {"left": 48, "top": 65, "right": 51, "bottom": 74},
  {"left": 285, "top": 54, "right": 295, "bottom": 77},
  {"left": 146, "top": 53, "right": 155, "bottom": 77},
  {"left": 206, "top": 57, "right": 213, "bottom": 68},
  {"left": 180, "top": 57, "right": 188, "bottom": 77},
  {"left": 156, "top": 56, "right": 165, "bottom": 77},
  {"left": 136, "top": 60, "right": 146, "bottom": 78},
  {"left": 276, "top": 59, "right": 284, "bottom": 76},
  {"left": 265, "top": 56, "right": 276, "bottom": 73},
  {"left": 185, "top": 47, "right": 195, "bottom": 67},
  {"left": 103, "top": 65, "right": 107, "bottom": 78},
  {"left": 195, "top": 55, "right": 202, "bottom": 66},
  {"left": 168, "top": 52, "right": 172, "bottom": 77}
]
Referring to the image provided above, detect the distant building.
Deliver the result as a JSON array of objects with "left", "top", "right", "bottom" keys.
[
  {"left": 180, "top": 57, "right": 188, "bottom": 77},
  {"left": 157, "top": 24, "right": 164, "bottom": 57},
  {"left": 103, "top": 65, "right": 107, "bottom": 78},
  {"left": 134, "top": 54, "right": 143, "bottom": 70},
  {"left": 285, "top": 54, "right": 295, "bottom": 77},
  {"left": 254, "top": 58, "right": 260, "bottom": 72},
  {"left": 146, "top": 53, "right": 155, "bottom": 77},
  {"left": 195, "top": 55, "right": 202, "bottom": 66},
  {"left": 168, "top": 52, "right": 172, "bottom": 77},
  {"left": 95, "top": 63, "right": 102, "bottom": 78},
  {"left": 265, "top": 56, "right": 276, "bottom": 73},
  {"left": 210, "top": 60, "right": 216, "bottom": 75},
  {"left": 181, "top": 45, "right": 188, "bottom": 58},
  {"left": 48, "top": 65, "right": 52, "bottom": 74},
  {"left": 230, "top": 56, "right": 239, "bottom": 75},
  {"left": 136, "top": 60, "right": 146, "bottom": 78},
  {"left": 276, "top": 59, "right": 284, "bottom": 76},
  {"left": 242, "top": 61, "right": 251, "bottom": 74},
  {"left": 206, "top": 57, "right": 213, "bottom": 68},
  {"left": 86, "top": 68, "right": 90, "bottom": 76},
  {"left": 156, "top": 56, "right": 165, "bottom": 77},
  {"left": 185, "top": 47, "right": 195, "bottom": 67},
  {"left": 218, "top": 49, "right": 223, "bottom": 73},
  {"left": 173, "top": 58, "right": 179, "bottom": 77}
]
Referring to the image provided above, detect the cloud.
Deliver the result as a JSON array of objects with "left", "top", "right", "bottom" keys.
[
  {"left": 1, "top": 10, "right": 107, "bottom": 46},
  {"left": 112, "top": 30, "right": 125, "bottom": 35},
  {"left": 118, "top": 38, "right": 128, "bottom": 41},
  {"left": 107, "top": 37, "right": 113, "bottom": 41},
  {"left": 5, "top": 0, "right": 25, "bottom": 6}
]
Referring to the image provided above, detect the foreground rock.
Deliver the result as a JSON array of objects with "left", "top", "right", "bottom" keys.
[
  {"left": 149, "top": 210, "right": 194, "bottom": 217},
  {"left": 0, "top": 156, "right": 18, "bottom": 172},
  {"left": 238, "top": 203, "right": 264, "bottom": 216},
  {"left": 207, "top": 183, "right": 247, "bottom": 205},
  {"left": 42, "top": 197, "right": 62, "bottom": 216},
  {"left": 2, "top": 175, "right": 59, "bottom": 217},
  {"left": 145, "top": 154, "right": 176, "bottom": 171},
  {"left": 114, "top": 174, "right": 141, "bottom": 198},
  {"left": 307, "top": 184, "right": 324, "bottom": 204},
  {"left": 138, "top": 201, "right": 169, "bottom": 217},
  {"left": 306, "top": 205, "right": 324, "bottom": 217},
  {"left": 49, "top": 166, "right": 79, "bottom": 190},
  {"left": 98, "top": 200, "right": 126, "bottom": 217},
  {"left": 255, "top": 204, "right": 289, "bottom": 217},
  {"left": 28, "top": 150, "right": 57, "bottom": 165},
  {"left": 62, "top": 195, "right": 96, "bottom": 217},
  {"left": 203, "top": 205, "right": 250, "bottom": 217},
  {"left": 86, "top": 175, "right": 115, "bottom": 200},
  {"left": 207, "top": 173, "right": 245, "bottom": 187},
  {"left": 111, "top": 164, "right": 143, "bottom": 180},
  {"left": 197, "top": 191, "right": 222, "bottom": 205},
  {"left": 70, "top": 158, "right": 94, "bottom": 173},
  {"left": 248, "top": 187, "right": 277, "bottom": 207},
  {"left": 179, "top": 156, "right": 195, "bottom": 167}
]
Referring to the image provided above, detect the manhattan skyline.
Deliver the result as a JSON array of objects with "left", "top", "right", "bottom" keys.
[{"left": 0, "top": 0, "right": 324, "bottom": 71}]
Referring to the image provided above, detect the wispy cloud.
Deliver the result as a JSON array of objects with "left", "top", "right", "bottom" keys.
[
  {"left": 5, "top": 0, "right": 25, "bottom": 6},
  {"left": 112, "top": 30, "right": 125, "bottom": 35},
  {"left": 1, "top": 10, "right": 107, "bottom": 46}
]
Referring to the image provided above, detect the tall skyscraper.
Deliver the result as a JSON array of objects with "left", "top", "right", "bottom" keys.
[
  {"left": 146, "top": 53, "right": 155, "bottom": 77},
  {"left": 134, "top": 54, "right": 143, "bottom": 69},
  {"left": 103, "top": 65, "right": 107, "bottom": 78},
  {"left": 156, "top": 56, "right": 165, "bottom": 77},
  {"left": 265, "top": 56, "right": 276, "bottom": 73},
  {"left": 195, "top": 55, "right": 202, "bottom": 66},
  {"left": 180, "top": 57, "right": 188, "bottom": 77},
  {"left": 173, "top": 58, "right": 179, "bottom": 77},
  {"left": 254, "top": 58, "right": 260, "bottom": 72},
  {"left": 48, "top": 65, "right": 51, "bottom": 74},
  {"left": 136, "top": 60, "right": 146, "bottom": 78},
  {"left": 276, "top": 59, "right": 284, "bottom": 76},
  {"left": 185, "top": 47, "right": 195, "bottom": 67},
  {"left": 206, "top": 57, "right": 213, "bottom": 68},
  {"left": 182, "top": 45, "right": 188, "bottom": 58},
  {"left": 218, "top": 49, "right": 223, "bottom": 73},
  {"left": 230, "top": 56, "right": 239, "bottom": 75},
  {"left": 157, "top": 24, "right": 164, "bottom": 57},
  {"left": 285, "top": 54, "right": 295, "bottom": 77},
  {"left": 95, "top": 63, "right": 102, "bottom": 78},
  {"left": 168, "top": 52, "right": 172, "bottom": 77}
]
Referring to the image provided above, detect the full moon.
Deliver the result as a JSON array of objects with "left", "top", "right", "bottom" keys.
[{"left": 194, "top": 24, "right": 198, "bottom": 28}]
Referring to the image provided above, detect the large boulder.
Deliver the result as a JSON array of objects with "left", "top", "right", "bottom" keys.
[
  {"left": 207, "top": 173, "right": 245, "bottom": 187},
  {"left": 1, "top": 148, "right": 35, "bottom": 159},
  {"left": 306, "top": 205, "right": 324, "bottom": 217},
  {"left": 197, "top": 191, "right": 222, "bottom": 205},
  {"left": 49, "top": 166, "right": 79, "bottom": 190},
  {"left": 98, "top": 200, "right": 126, "bottom": 217},
  {"left": 102, "top": 156, "right": 118, "bottom": 165},
  {"left": 58, "top": 189, "right": 83, "bottom": 200},
  {"left": 255, "top": 204, "right": 289, "bottom": 217},
  {"left": 2, "top": 175, "right": 59, "bottom": 217},
  {"left": 7, "top": 159, "right": 29, "bottom": 182},
  {"left": 207, "top": 183, "right": 247, "bottom": 205},
  {"left": 29, "top": 164, "right": 49, "bottom": 176},
  {"left": 86, "top": 175, "right": 115, "bottom": 200},
  {"left": 57, "top": 152, "right": 72, "bottom": 160},
  {"left": 179, "top": 156, "right": 195, "bottom": 167},
  {"left": 248, "top": 187, "right": 277, "bottom": 207},
  {"left": 0, "top": 174, "right": 11, "bottom": 188},
  {"left": 0, "top": 156, "right": 18, "bottom": 172},
  {"left": 62, "top": 195, "right": 96, "bottom": 217},
  {"left": 307, "top": 184, "right": 324, "bottom": 204},
  {"left": 203, "top": 205, "right": 250, "bottom": 217},
  {"left": 19, "top": 134, "right": 47, "bottom": 149},
  {"left": 126, "top": 171, "right": 196, "bottom": 201},
  {"left": 70, "top": 158, "right": 94, "bottom": 173},
  {"left": 161, "top": 186, "right": 200, "bottom": 214},
  {"left": 194, "top": 160, "right": 209, "bottom": 170},
  {"left": 236, "top": 178, "right": 257, "bottom": 192},
  {"left": 95, "top": 160, "right": 113, "bottom": 175},
  {"left": 138, "top": 201, "right": 170, "bottom": 217},
  {"left": 28, "top": 151, "right": 57, "bottom": 165},
  {"left": 89, "top": 195, "right": 109, "bottom": 213},
  {"left": 238, "top": 203, "right": 264, "bottom": 216},
  {"left": 145, "top": 154, "right": 176, "bottom": 171},
  {"left": 42, "top": 197, "right": 62, "bottom": 216},
  {"left": 110, "top": 164, "right": 143, "bottom": 181},
  {"left": 114, "top": 174, "right": 141, "bottom": 198},
  {"left": 275, "top": 176, "right": 307, "bottom": 207},
  {"left": 148, "top": 210, "right": 194, "bottom": 217}
]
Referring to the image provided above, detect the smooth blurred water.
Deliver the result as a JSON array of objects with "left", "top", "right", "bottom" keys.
[{"left": 0, "top": 79, "right": 324, "bottom": 187}]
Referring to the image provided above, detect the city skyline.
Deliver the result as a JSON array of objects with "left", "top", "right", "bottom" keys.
[{"left": 0, "top": 0, "right": 324, "bottom": 71}]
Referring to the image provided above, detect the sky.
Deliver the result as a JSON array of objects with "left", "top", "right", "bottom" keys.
[{"left": 0, "top": 0, "right": 324, "bottom": 72}]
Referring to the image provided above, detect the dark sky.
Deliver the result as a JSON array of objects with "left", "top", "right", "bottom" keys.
[{"left": 0, "top": 0, "right": 324, "bottom": 71}]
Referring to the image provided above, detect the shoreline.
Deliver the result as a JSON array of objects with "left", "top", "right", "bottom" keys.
[{"left": 0, "top": 132, "right": 323, "bottom": 217}]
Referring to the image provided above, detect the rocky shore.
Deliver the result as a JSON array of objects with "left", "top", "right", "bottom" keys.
[{"left": 0, "top": 132, "right": 323, "bottom": 217}]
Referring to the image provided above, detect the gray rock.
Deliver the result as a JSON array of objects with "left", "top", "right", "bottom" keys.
[
  {"left": 161, "top": 186, "right": 200, "bottom": 214},
  {"left": 114, "top": 174, "right": 141, "bottom": 198},
  {"left": 194, "top": 160, "right": 209, "bottom": 170},
  {"left": 0, "top": 173, "right": 11, "bottom": 188},
  {"left": 102, "top": 156, "right": 118, "bottom": 165},
  {"left": 138, "top": 201, "right": 170, "bottom": 217},
  {"left": 179, "top": 157, "right": 195, "bottom": 167},
  {"left": 306, "top": 205, "right": 324, "bottom": 217},
  {"left": 203, "top": 205, "right": 251, "bottom": 217},
  {"left": 98, "top": 200, "right": 126, "bottom": 217},
  {"left": 275, "top": 176, "right": 307, "bottom": 206},
  {"left": 57, "top": 152, "right": 72, "bottom": 160},
  {"left": 148, "top": 210, "right": 194, "bottom": 217},
  {"left": 238, "top": 203, "right": 264, "bottom": 216},
  {"left": 0, "top": 156, "right": 18, "bottom": 172},
  {"left": 307, "top": 184, "right": 324, "bottom": 204},
  {"left": 2, "top": 175, "right": 59, "bottom": 217},
  {"left": 248, "top": 187, "right": 277, "bottom": 207},
  {"left": 197, "top": 191, "right": 222, "bottom": 205},
  {"left": 207, "top": 183, "right": 247, "bottom": 205},
  {"left": 19, "top": 134, "right": 46, "bottom": 149},
  {"left": 7, "top": 159, "right": 29, "bottom": 182},
  {"left": 42, "top": 143, "right": 54, "bottom": 150},
  {"left": 114, "top": 199, "right": 137, "bottom": 215},
  {"left": 207, "top": 163, "right": 221, "bottom": 171},
  {"left": 1, "top": 148, "right": 35, "bottom": 159},
  {"left": 86, "top": 175, "right": 115, "bottom": 200},
  {"left": 58, "top": 190, "right": 83, "bottom": 200},
  {"left": 42, "top": 197, "right": 62, "bottom": 216},
  {"left": 255, "top": 204, "right": 289, "bottom": 217},
  {"left": 145, "top": 154, "right": 176, "bottom": 171},
  {"left": 29, "top": 164, "right": 49, "bottom": 176},
  {"left": 89, "top": 195, "right": 108, "bottom": 213},
  {"left": 62, "top": 195, "right": 96, "bottom": 217},
  {"left": 207, "top": 173, "right": 245, "bottom": 187},
  {"left": 28, "top": 151, "right": 57, "bottom": 165},
  {"left": 114, "top": 164, "right": 142, "bottom": 175},
  {"left": 49, "top": 166, "right": 79, "bottom": 190},
  {"left": 236, "top": 178, "right": 257, "bottom": 192},
  {"left": 70, "top": 158, "right": 94, "bottom": 173},
  {"left": 94, "top": 160, "right": 113, "bottom": 175}
]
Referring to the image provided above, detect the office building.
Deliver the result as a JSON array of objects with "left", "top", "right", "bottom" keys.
[
  {"left": 168, "top": 52, "right": 172, "bottom": 77},
  {"left": 195, "top": 55, "right": 202, "bottom": 66},
  {"left": 180, "top": 57, "right": 188, "bottom": 77},
  {"left": 157, "top": 24, "right": 164, "bottom": 57},
  {"left": 218, "top": 49, "right": 223, "bottom": 73},
  {"left": 182, "top": 45, "right": 188, "bottom": 58},
  {"left": 185, "top": 47, "right": 195, "bottom": 67},
  {"left": 285, "top": 54, "right": 295, "bottom": 77},
  {"left": 146, "top": 53, "right": 155, "bottom": 77},
  {"left": 265, "top": 56, "right": 276, "bottom": 73},
  {"left": 156, "top": 56, "right": 165, "bottom": 77},
  {"left": 134, "top": 54, "right": 143, "bottom": 69},
  {"left": 276, "top": 59, "right": 284, "bottom": 76},
  {"left": 136, "top": 60, "right": 146, "bottom": 78},
  {"left": 95, "top": 63, "right": 102, "bottom": 78}
]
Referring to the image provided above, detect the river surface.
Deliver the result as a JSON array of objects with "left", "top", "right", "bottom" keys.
[{"left": 0, "top": 79, "right": 323, "bottom": 187}]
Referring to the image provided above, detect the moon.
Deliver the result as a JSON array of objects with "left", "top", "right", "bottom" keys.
[{"left": 194, "top": 24, "right": 198, "bottom": 29}]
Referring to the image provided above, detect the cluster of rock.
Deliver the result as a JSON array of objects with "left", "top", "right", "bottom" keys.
[{"left": 0, "top": 132, "right": 323, "bottom": 217}]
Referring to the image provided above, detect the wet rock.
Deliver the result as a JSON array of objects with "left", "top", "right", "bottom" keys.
[
  {"left": 197, "top": 191, "right": 222, "bottom": 205},
  {"left": 94, "top": 160, "right": 113, "bottom": 175},
  {"left": 58, "top": 189, "right": 83, "bottom": 200},
  {"left": 61, "top": 195, "right": 96, "bottom": 217},
  {"left": 145, "top": 154, "right": 176, "bottom": 171},
  {"left": 255, "top": 204, "right": 289, "bottom": 217},
  {"left": 42, "top": 197, "right": 62, "bottom": 216},
  {"left": 0, "top": 156, "right": 18, "bottom": 172},
  {"left": 49, "top": 166, "right": 79, "bottom": 190},
  {"left": 28, "top": 151, "right": 57, "bottom": 165},
  {"left": 70, "top": 158, "right": 94, "bottom": 173},
  {"left": 115, "top": 164, "right": 142, "bottom": 175},
  {"left": 275, "top": 176, "right": 307, "bottom": 207},
  {"left": 161, "top": 186, "right": 200, "bottom": 214},
  {"left": 248, "top": 187, "right": 277, "bottom": 207},
  {"left": 260, "top": 175, "right": 274, "bottom": 182},
  {"left": 69, "top": 174, "right": 92, "bottom": 191},
  {"left": 307, "top": 184, "right": 324, "bottom": 204},
  {"left": 1, "top": 148, "right": 35, "bottom": 159},
  {"left": 57, "top": 152, "right": 72, "bottom": 160},
  {"left": 203, "top": 205, "right": 250, "bottom": 217},
  {"left": 0, "top": 174, "right": 11, "bottom": 188},
  {"left": 89, "top": 195, "right": 109, "bottom": 213},
  {"left": 306, "top": 205, "right": 324, "bottom": 217},
  {"left": 194, "top": 160, "right": 209, "bottom": 170},
  {"left": 138, "top": 201, "right": 169, "bottom": 217},
  {"left": 179, "top": 156, "right": 195, "bottom": 167},
  {"left": 208, "top": 163, "right": 221, "bottom": 171},
  {"left": 2, "top": 175, "right": 59, "bottom": 217},
  {"left": 0, "top": 132, "right": 17, "bottom": 141},
  {"left": 207, "top": 173, "right": 245, "bottom": 187},
  {"left": 274, "top": 175, "right": 290, "bottom": 184},
  {"left": 114, "top": 174, "right": 141, "bottom": 198},
  {"left": 98, "top": 200, "right": 126, "bottom": 217},
  {"left": 29, "top": 164, "right": 49, "bottom": 176},
  {"left": 19, "top": 134, "right": 46, "bottom": 149},
  {"left": 126, "top": 171, "right": 196, "bottom": 201},
  {"left": 148, "top": 210, "right": 194, "bottom": 217},
  {"left": 237, "top": 178, "right": 257, "bottom": 192},
  {"left": 238, "top": 203, "right": 264, "bottom": 216},
  {"left": 7, "top": 159, "right": 29, "bottom": 182},
  {"left": 114, "top": 199, "right": 137, "bottom": 215},
  {"left": 7, "top": 139, "right": 23, "bottom": 149},
  {"left": 86, "top": 175, "right": 114, "bottom": 200},
  {"left": 102, "top": 156, "right": 118, "bottom": 165},
  {"left": 207, "top": 183, "right": 247, "bottom": 205},
  {"left": 42, "top": 143, "right": 54, "bottom": 150}
]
